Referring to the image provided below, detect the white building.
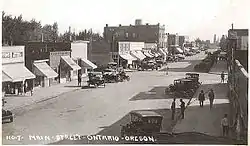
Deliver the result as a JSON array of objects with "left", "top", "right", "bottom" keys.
[{"left": 71, "top": 41, "right": 97, "bottom": 78}]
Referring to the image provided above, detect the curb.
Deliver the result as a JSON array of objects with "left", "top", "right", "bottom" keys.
[{"left": 10, "top": 88, "right": 81, "bottom": 114}]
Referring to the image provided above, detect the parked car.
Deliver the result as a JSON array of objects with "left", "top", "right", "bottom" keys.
[
  {"left": 87, "top": 72, "right": 105, "bottom": 87},
  {"left": 138, "top": 60, "right": 158, "bottom": 71},
  {"left": 121, "top": 110, "right": 163, "bottom": 137},
  {"left": 2, "top": 109, "right": 14, "bottom": 123}
]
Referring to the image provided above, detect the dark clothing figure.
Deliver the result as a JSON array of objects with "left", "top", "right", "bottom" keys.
[
  {"left": 221, "top": 114, "right": 229, "bottom": 137},
  {"left": 166, "top": 66, "right": 169, "bottom": 75},
  {"left": 198, "top": 90, "right": 205, "bottom": 107},
  {"left": 78, "top": 74, "right": 82, "bottom": 86},
  {"left": 221, "top": 72, "right": 225, "bottom": 83},
  {"left": 208, "top": 89, "right": 215, "bottom": 109},
  {"left": 180, "top": 99, "right": 185, "bottom": 119},
  {"left": 171, "top": 99, "right": 176, "bottom": 120}
]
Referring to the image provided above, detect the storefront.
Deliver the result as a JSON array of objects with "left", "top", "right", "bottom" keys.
[
  {"left": 119, "top": 53, "right": 137, "bottom": 69},
  {"left": 60, "top": 56, "right": 81, "bottom": 83},
  {"left": 33, "top": 60, "right": 58, "bottom": 87},
  {"left": 2, "top": 46, "right": 36, "bottom": 95}
]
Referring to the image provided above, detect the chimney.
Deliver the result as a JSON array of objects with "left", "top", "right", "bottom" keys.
[
  {"left": 146, "top": 23, "right": 149, "bottom": 25},
  {"left": 231, "top": 23, "right": 233, "bottom": 30},
  {"left": 130, "top": 24, "right": 132, "bottom": 26},
  {"left": 106, "top": 24, "right": 108, "bottom": 27},
  {"left": 119, "top": 24, "right": 121, "bottom": 27}
]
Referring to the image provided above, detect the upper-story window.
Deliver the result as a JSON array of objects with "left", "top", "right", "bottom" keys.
[
  {"left": 125, "top": 33, "right": 129, "bottom": 38},
  {"left": 132, "top": 33, "right": 136, "bottom": 38}
]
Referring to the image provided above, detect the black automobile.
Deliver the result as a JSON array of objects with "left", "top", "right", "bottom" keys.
[
  {"left": 87, "top": 72, "right": 105, "bottom": 87},
  {"left": 2, "top": 109, "right": 14, "bottom": 123},
  {"left": 121, "top": 110, "right": 163, "bottom": 137}
]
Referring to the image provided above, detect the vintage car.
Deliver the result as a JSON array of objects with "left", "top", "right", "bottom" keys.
[
  {"left": 166, "top": 78, "right": 196, "bottom": 95},
  {"left": 121, "top": 110, "right": 163, "bottom": 137},
  {"left": 118, "top": 71, "right": 130, "bottom": 81},
  {"left": 155, "top": 59, "right": 164, "bottom": 68},
  {"left": 138, "top": 60, "right": 158, "bottom": 71},
  {"left": 103, "top": 69, "right": 119, "bottom": 83},
  {"left": 2, "top": 109, "right": 14, "bottom": 123},
  {"left": 185, "top": 73, "right": 200, "bottom": 84},
  {"left": 87, "top": 72, "right": 105, "bottom": 87}
]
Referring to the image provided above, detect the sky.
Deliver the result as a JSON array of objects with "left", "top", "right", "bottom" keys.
[{"left": 2, "top": 0, "right": 250, "bottom": 41}]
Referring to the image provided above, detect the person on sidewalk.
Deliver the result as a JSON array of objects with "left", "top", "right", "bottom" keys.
[
  {"left": 221, "top": 71, "right": 225, "bottom": 83},
  {"left": 166, "top": 66, "right": 169, "bottom": 75},
  {"left": 198, "top": 90, "right": 205, "bottom": 107},
  {"left": 171, "top": 98, "right": 176, "bottom": 120},
  {"left": 180, "top": 99, "right": 185, "bottom": 119},
  {"left": 221, "top": 114, "right": 229, "bottom": 137},
  {"left": 78, "top": 74, "right": 82, "bottom": 87},
  {"left": 208, "top": 89, "right": 215, "bottom": 109}
]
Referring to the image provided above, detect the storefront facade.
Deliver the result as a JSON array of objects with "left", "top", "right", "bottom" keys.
[
  {"left": 49, "top": 51, "right": 81, "bottom": 83},
  {"left": 118, "top": 42, "right": 137, "bottom": 68},
  {"left": 2, "top": 46, "right": 35, "bottom": 95},
  {"left": 71, "top": 41, "right": 97, "bottom": 78}
]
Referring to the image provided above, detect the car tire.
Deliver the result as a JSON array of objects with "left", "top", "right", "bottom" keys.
[{"left": 10, "top": 117, "right": 13, "bottom": 122}]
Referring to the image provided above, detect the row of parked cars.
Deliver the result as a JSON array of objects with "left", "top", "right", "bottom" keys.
[{"left": 87, "top": 62, "right": 131, "bottom": 88}]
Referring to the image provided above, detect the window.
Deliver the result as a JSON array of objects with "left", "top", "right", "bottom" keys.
[
  {"left": 132, "top": 33, "right": 136, "bottom": 38},
  {"left": 125, "top": 33, "right": 129, "bottom": 38}
]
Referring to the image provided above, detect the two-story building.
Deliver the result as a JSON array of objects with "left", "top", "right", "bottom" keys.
[{"left": 2, "top": 46, "right": 36, "bottom": 95}]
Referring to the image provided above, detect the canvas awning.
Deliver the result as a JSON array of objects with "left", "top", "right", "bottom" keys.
[
  {"left": 175, "top": 47, "right": 184, "bottom": 53},
  {"left": 136, "top": 51, "right": 146, "bottom": 60},
  {"left": 159, "top": 49, "right": 167, "bottom": 56},
  {"left": 33, "top": 62, "right": 58, "bottom": 78},
  {"left": 2, "top": 71, "right": 12, "bottom": 82},
  {"left": 80, "top": 58, "right": 97, "bottom": 69},
  {"left": 120, "top": 54, "right": 137, "bottom": 64},
  {"left": 143, "top": 51, "right": 153, "bottom": 58},
  {"left": 131, "top": 51, "right": 145, "bottom": 60},
  {"left": 61, "top": 56, "right": 81, "bottom": 70},
  {"left": 2, "top": 64, "right": 35, "bottom": 82}
]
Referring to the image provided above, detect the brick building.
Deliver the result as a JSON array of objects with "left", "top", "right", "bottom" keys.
[{"left": 103, "top": 19, "right": 166, "bottom": 54}]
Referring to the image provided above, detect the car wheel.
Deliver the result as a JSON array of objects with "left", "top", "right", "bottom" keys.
[{"left": 10, "top": 117, "right": 13, "bottom": 122}]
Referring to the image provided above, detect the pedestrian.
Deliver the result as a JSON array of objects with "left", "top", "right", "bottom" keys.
[
  {"left": 166, "top": 66, "right": 169, "bottom": 75},
  {"left": 208, "top": 89, "right": 215, "bottom": 109},
  {"left": 180, "top": 99, "right": 185, "bottom": 119},
  {"left": 171, "top": 98, "right": 176, "bottom": 120},
  {"left": 221, "top": 114, "right": 229, "bottom": 137},
  {"left": 221, "top": 71, "right": 225, "bottom": 83},
  {"left": 30, "top": 85, "right": 33, "bottom": 96},
  {"left": 198, "top": 90, "right": 205, "bottom": 107},
  {"left": 78, "top": 74, "right": 82, "bottom": 86}
]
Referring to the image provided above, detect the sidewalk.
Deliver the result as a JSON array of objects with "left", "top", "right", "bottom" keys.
[
  {"left": 173, "top": 60, "right": 231, "bottom": 138},
  {"left": 4, "top": 77, "right": 89, "bottom": 112}
]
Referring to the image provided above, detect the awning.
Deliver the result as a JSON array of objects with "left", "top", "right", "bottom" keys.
[
  {"left": 81, "top": 58, "right": 97, "bottom": 69},
  {"left": 2, "top": 71, "right": 12, "bottom": 82},
  {"left": 136, "top": 51, "right": 146, "bottom": 60},
  {"left": 120, "top": 54, "right": 137, "bottom": 61},
  {"left": 143, "top": 51, "right": 153, "bottom": 58},
  {"left": 2, "top": 64, "right": 36, "bottom": 82},
  {"left": 175, "top": 47, "right": 184, "bottom": 53},
  {"left": 131, "top": 51, "right": 145, "bottom": 60},
  {"left": 61, "top": 56, "right": 81, "bottom": 70},
  {"left": 159, "top": 49, "right": 167, "bottom": 56},
  {"left": 120, "top": 54, "right": 137, "bottom": 64},
  {"left": 33, "top": 62, "right": 58, "bottom": 78}
]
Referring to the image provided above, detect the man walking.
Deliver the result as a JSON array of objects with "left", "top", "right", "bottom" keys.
[
  {"left": 180, "top": 99, "right": 185, "bottom": 119},
  {"left": 198, "top": 90, "right": 205, "bottom": 107},
  {"left": 166, "top": 66, "right": 169, "bottom": 75},
  {"left": 208, "top": 89, "right": 215, "bottom": 109},
  {"left": 221, "top": 114, "right": 229, "bottom": 137},
  {"left": 221, "top": 71, "right": 225, "bottom": 83},
  {"left": 78, "top": 73, "right": 82, "bottom": 86},
  {"left": 171, "top": 98, "right": 176, "bottom": 120}
]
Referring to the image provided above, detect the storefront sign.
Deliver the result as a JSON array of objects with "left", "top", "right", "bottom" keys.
[
  {"left": 50, "top": 51, "right": 71, "bottom": 68},
  {"left": 2, "top": 46, "right": 25, "bottom": 64}
]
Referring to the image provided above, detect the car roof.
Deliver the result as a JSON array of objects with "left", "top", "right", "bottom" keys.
[
  {"left": 186, "top": 73, "right": 199, "bottom": 75},
  {"left": 131, "top": 110, "right": 163, "bottom": 118},
  {"left": 175, "top": 78, "right": 192, "bottom": 82},
  {"left": 89, "top": 72, "right": 102, "bottom": 75}
]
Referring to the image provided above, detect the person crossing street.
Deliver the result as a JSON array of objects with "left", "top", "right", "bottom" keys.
[
  {"left": 171, "top": 98, "right": 176, "bottom": 120},
  {"left": 208, "top": 89, "right": 215, "bottom": 109},
  {"left": 198, "top": 90, "right": 205, "bottom": 107},
  {"left": 180, "top": 99, "right": 185, "bottom": 119}
]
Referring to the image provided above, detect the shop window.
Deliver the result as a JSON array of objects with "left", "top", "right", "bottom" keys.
[
  {"left": 132, "top": 33, "right": 136, "bottom": 38},
  {"left": 125, "top": 33, "right": 129, "bottom": 38}
]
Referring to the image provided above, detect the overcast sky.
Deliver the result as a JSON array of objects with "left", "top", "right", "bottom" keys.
[{"left": 3, "top": 0, "right": 249, "bottom": 41}]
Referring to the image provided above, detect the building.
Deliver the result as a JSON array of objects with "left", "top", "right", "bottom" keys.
[
  {"left": 71, "top": 41, "right": 97, "bottom": 79},
  {"left": 228, "top": 29, "right": 248, "bottom": 70},
  {"left": 213, "top": 34, "right": 216, "bottom": 44},
  {"left": 24, "top": 42, "right": 80, "bottom": 85},
  {"left": 2, "top": 46, "right": 36, "bottom": 95},
  {"left": 179, "top": 36, "right": 185, "bottom": 48},
  {"left": 104, "top": 19, "right": 166, "bottom": 60},
  {"left": 88, "top": 39, "right": 112, "bottom": 67}
]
